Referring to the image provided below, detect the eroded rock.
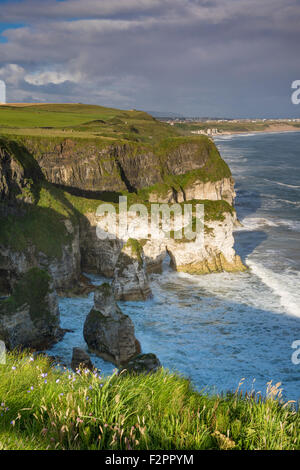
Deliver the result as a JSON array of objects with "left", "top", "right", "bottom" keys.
[
  {"left": 112, "top": 239, "right": 152, "bottom": 301},
  {"left": 71, "top": 347, "right": 94, "bottom": 371},
  {"left": 120, "top": 353, "right": 161, "bottom": 375},
  {"left": 83, "top": 283, "right": 141, "bottom": 366}
]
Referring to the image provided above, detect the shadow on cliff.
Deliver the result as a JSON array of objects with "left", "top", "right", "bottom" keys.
[{"left": 52, "top": 184, "right": 124, "bottom": 203}]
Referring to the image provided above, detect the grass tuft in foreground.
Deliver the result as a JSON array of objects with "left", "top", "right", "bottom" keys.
[{"left": 0, "top": 352, "right": 299, "bottom": 450}]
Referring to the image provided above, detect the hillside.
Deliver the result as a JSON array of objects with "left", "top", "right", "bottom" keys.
[
  {"left": 0, "top": 352, "right": 299, "bottom": 450},
  {"left": 0, "top": 103, "right": 179, "bottom": 144}
]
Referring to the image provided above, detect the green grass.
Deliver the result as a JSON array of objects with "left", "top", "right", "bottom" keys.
[
  {"left": 0, "top": 104, "right": 178, "bottom": 145},
  {"left": 0, "top": 352, "right": 299, "bottom": 450},
  {"left": 0, "top": 184, "right": 73, "bottom": 259}
]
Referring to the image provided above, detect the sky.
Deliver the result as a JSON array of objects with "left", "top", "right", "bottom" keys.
[{"left": 0, "top": 0, "right": 299, "bottom": 117}]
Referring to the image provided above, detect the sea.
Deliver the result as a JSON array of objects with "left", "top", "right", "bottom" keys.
[{"left": 49, "top": 131, "right": 300, "bottom": 402}]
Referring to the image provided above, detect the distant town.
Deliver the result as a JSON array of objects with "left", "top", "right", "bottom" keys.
[{"left": 159, "top": 117, "right": 300, "bottom": 136}]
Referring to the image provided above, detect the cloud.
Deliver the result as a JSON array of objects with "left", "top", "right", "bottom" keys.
[
  {"left": 0, "top": 63, "right": 25, "bottom": 85},
  {"left": 0, "top": 0, "right": 299, "bottom": 116},
  {"left": 24, "top": 70, "right": 83, "bottom": 86}
]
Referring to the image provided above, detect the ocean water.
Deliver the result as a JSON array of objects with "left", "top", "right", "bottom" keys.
[{"left": 49, "top": 131, "right": 300, "bottom": 402}]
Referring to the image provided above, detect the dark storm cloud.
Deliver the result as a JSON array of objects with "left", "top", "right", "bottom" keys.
[{"left": 0, "top": 0, "right": 299, "bottom": 116}]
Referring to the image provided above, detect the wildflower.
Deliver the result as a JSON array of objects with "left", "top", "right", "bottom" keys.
[
  {"left": 56, "top": 379, "right": 60, "bottom": 383},
  {"left": 11, "top": 366, "right": 16, "bottom": 370},
  {"left": 44, "top": 379, "right": 47, "bottom": 384},
  {"left": 41, "top": 373, "right": 47, "bottom": 378},
  {"left": 29, "top": 357, "right": 34, "bottom": 362}
]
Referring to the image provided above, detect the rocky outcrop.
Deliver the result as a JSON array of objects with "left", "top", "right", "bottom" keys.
[
  {"left": 0, "top": 143, "right": 41, "bottom": 204},
  {"left": 149, "top": 177, "right": 235, "bottom": 205},
  {"left": 0, "top": 139, "right": 82, "bottom": 295},
  {"left": 0, "top": 219, "right": 81, "bottom": 295},
  {"left": 120, "top": 353, "right": 161, "bottom": 375},
  {"left": 71, "top": 347, "right": 94, "bottom": 371},
  {"left": 0, "top": 268, "right": 62, "bottom": 350},
  {"left": 80, "top": 212, "right": 123, "bottom": 277},
  {"left": 14, "top": 136, "right": 232, "bottom": 199},
  {"left": 17, "top": 138, "right": 211, "bottom": 193},
  {"left": 183, "top": 177, "right": 236, "bottom": 205},
  {"left": 112, "top": 239, "right": 152, "bottom": 301},
  {"left": 83, "top": 283, "right": 141, "bottom": 366},
  {"left": 166, "top": 212, "right": 246, "bottom": 275}
]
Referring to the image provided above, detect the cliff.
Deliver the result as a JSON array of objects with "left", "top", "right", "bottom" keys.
[
  {"left": 0, "top": 268, "right": 62, "bottom": 350},
  {"left": 7, "top": 134, "right": 233, "bottom": 203},
  {"left": 0, "top": 105, "right": 245, "bottom": 299}
]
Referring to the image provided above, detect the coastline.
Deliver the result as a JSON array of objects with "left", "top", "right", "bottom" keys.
[{"left": 213, "top": 125, "right": 300, "bottom": 137}]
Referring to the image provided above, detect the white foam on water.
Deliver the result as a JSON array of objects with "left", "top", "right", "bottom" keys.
[
  {"left": 277, "top": 219, "right": 300, "bottom": 232},
  {"left": 214, "top": 133, "right": 256, "bottom": 141},
  {"left": 173, "top": 268, "right": 280, "bottom": 314},
  {"left": 235, "top": 216, "right": 278, "bottom": 231},
  {"left": 264, "top": 179, "right": 300, "bottom": 190},
  {"left": 276, "top": 198, "right": 300, "bottom": 208},
  {"left": 247, "top": 259, "right": 300, "bottom": 318},
  {"left": 234, "top": 216, "right": 300, "bottom": 233}
]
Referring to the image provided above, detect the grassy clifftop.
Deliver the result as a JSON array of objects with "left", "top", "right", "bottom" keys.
[
  {"left": 0, "top": 352, "right": 299, "bottom": 450},
  {"left": 0, "top": 103, "right": 178, "bottom": 145}
]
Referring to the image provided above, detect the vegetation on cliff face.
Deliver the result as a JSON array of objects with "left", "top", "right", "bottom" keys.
[
  {"left": 0, "top": 352, "right": 298, "bottom": 450},
  {"left": 0, "top": 268, "right": 54, "bottom": 322}
]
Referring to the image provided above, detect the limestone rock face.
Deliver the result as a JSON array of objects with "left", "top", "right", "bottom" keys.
[
  {"left": 166, "top": 212, "right": 246, "bottom": 274},
  {"left": 149, "top": 177, "right": 235, "bottom": 205},
  {"left": 139, "top": 212, "right": 246, "bottom": 276},
  {"left": 183, "top": 177, "right": 236, "bottom": 205},
  {"left": 143, "top": 240, "right": 167, "bottom": 274},
  {"left": 112, "top": 239, "right": 152, "bottom": 301},
  {"left": 0, "top": 268, "right": 62, "bottom": 350},
  {"left": 121, "top": 353, "right": 161, "bottom": 375},
  {"left": 71, "top": 347, "right": 94, "bottom": 372},
  {"left": 83, "top": 283, "right": 141, "bottom": 366}
]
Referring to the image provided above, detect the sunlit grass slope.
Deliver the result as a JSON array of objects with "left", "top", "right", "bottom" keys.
[
  {"left": 0, "top": 103, "right": 179, "bottom": 144},
  {"left": 0, "top": 352, "right": 299, "bottom": 450}
]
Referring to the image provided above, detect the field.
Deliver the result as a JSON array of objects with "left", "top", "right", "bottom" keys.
[
  {"left": 0, "top": 352, "right": 299, "bottom": 450},
  {"left": 0, "top": 103, "right": 178, "bottom": 144}
]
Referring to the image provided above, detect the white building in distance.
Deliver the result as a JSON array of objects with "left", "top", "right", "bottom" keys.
[{"left": 0, "top": 80, "right": 6, "bottom": 104}]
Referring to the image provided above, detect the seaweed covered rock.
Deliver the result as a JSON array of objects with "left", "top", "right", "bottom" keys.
[
  {"left": 0, "top": 268, "right": 62, "bottom": 350},
  {"left": 120, "top": 353, "right": 161, "bottom": 375},
  {"left": 112, "top": 239, "right": 152, "bottom": 301},
  {"left": 71, "top": 347, "right": 94, "bottom": 372},
  {"left": 83, "top": 283, "right": 141, "bottom": 366}
]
